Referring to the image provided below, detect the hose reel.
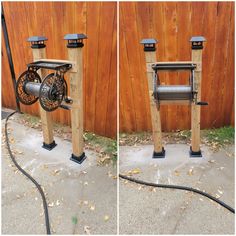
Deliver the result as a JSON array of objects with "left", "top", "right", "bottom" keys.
[
  {"left": 16, "top": 61, "right": 72, "bottom": 112},
  {"left": 151, "top": 62, "right": 208, "bottom": 106}
]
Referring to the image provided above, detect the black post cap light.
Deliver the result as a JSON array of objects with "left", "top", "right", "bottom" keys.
[
  {"left": 27, "top": 36, "right": 48, "bottom": 49},
  {"left": 64, "top": 34, "right": 87, "bottom": 48},
  {"left": 140, "top": 38, "right": 158, "bottom": 52},
  {"left": 190, "top": 36, "right": 206, "bottom": 50}
]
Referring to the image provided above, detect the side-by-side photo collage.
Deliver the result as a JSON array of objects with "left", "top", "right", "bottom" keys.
[{"left": 1, "top": 1, "right": 235, "bottom": 235}]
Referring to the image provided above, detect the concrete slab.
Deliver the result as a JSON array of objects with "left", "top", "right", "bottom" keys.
[
  {"left": 2, "top": 116, "right": 117, "bottom": 234},
  {"left": 119, "top": 144, "right": 235, "bottom": 234}
]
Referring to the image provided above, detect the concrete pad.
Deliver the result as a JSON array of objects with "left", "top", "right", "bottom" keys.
[
  {"left": 2, "top": 117, "right": 117, "bottom": 234},
  {"left": 119, "top": 144, "right": 234, "bottom": 234}
]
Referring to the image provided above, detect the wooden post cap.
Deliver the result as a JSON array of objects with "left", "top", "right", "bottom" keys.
[
  {"left": 140, "top": 38, "right": 158, "bottom": 52},
  {"left": 64, "top": 34, "right": 88, "bottom": 48},
  {"left": 190, "top": 36, "right": 206, "bottom": 50},
  {"left": 27, "top": 36, "right": 47, "bottom": 49}
]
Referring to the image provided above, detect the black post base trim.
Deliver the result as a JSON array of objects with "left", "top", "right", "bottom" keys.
[
  {"left": 153, "top": 147, "right": 165, "bottom": 158},
  {"left": 42, "top": 141, "right": 57, "bottom": 151},
  {"left": 70, "top": 152, "right": 86, "bottom": 164},
  {"left": 189, "top": 146, "right": 202, "bottom": 157}
]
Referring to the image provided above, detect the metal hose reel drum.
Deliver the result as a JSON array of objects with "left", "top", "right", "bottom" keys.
[{"left": 16, "top": 61, "right": 72, "bottom": 112}]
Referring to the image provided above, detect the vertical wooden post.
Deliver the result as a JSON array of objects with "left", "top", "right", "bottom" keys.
[
  {"left": 64, "top": 34, "right": 87, "bottom": 164},
  {"left": 190, "top": 36, "right": 206, "bottom": 157},
  {"left": 141, "top": 39, "right": 165, "bottom": 158},
  {"left": 28, "top": 36, "right": 56, "bottom": 150}
]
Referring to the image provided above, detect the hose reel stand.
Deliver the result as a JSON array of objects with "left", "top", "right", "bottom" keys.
[
  {"left": 16, "top": 61, "right": 72, "bottom": 112},
  {"left": 14, "top": 34, "right": 87, "bottom": 165},
  {"left": 141, "top": 36, "right": 208, "bottom": 158}
]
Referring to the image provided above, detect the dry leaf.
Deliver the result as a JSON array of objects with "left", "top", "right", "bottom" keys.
[
  {"left": 128, "top": 168, "right": 141, "bottom": 175},
  {"left": 90, "top": 205, "right": 95, "bottom": 211},
  {"left": 174, "top": 170, "right": 180, "bottom": 176},
  {"left": 84, "top": 225, "right": 91, "bottom": 235},
  {"left": 217, "top": 190, "right": 223, "bottom": 195},
  {"left": 218, "top": 167, "right": 224, "bottom": 170},
  {"left": 83, "top": 201, "right": 89, "bottom": 205},
  {"left": 188, "top": 168, "right": 194, "bottom": 176},
  {"left": 56, "top": 200, "right": 60, "bottom": 206},
  {"left": 208, "top": 160, "right": 215, "bottom": 163},
  {"left": 48, "top": 202, "right": 54, "bottom": 207},
  {"left": 53, "top": 169, "right": 60, "bottom": 175},
  {"left": 104, "top": 215, "right": 110, "bottom": 222}
]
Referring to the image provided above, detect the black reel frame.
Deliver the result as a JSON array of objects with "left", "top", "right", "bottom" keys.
[
  {"left": 16, "top": 61, "right": 72, "bottom": 112},
  {"left": 151, "top": 63, "right": 208, "bottom": 107}
]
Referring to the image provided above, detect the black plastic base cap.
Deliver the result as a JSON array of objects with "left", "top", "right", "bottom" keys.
[
  {"left": 189, "top": 146, "right": 202, "bottom": 157},
  {"left": 42, "top": 141, "right": 57, "bottom": 151},
  {"left": 153, "top": 148, "right": 165, "bottom": 158},
  {"left": 70, "top": 152, "right": 86, "bottom": 164}
]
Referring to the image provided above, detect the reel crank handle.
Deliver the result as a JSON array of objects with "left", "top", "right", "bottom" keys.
[
  {"left": 196, "top": 101, "right": 208, "bottom": 106},
  {"left": 59, "top": 104, "right": 71, "bottom": 110},
  {"left": 64, "top": 97, "right": 73, "bottom": 104}
]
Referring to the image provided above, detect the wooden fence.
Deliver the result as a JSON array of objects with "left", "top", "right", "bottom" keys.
[
  {"left": 119, "top": 1, "right": 235, "bottom": 132},
  {"left": 2, "top": 2, "right": 117, "bottom": 138},
  {"left": 2, "top": 2, "right": 235, "bottom": 136}
]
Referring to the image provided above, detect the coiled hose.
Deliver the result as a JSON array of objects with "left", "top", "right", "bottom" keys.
[
  {"left": 119, "top": 174, "right": 235, "bottom": 214},
  {"left": 5, "top": 111, "right": 51, "bottom": 234}
]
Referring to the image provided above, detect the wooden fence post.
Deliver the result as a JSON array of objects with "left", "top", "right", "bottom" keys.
[
  {"left": 190, "top": 36, "right": 206, "bottom": 157},
  {"left": 28, "top": 36, "right": 56, "bottom": 150},
  {"left": 141, "top": 39, "right": 165, "bottom": 158},
  {"left": 64, "top": 34, "right": 87, "bottom": 164}
]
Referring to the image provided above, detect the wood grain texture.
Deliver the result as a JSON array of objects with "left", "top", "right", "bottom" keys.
[
  {"left": 2, "top": 2, "right": 117, "bottom": 138},
  {"left": 119, "top": 1, "right": 234, "bottom": 132}
]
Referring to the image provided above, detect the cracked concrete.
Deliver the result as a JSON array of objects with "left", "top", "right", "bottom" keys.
[
  {"left": 119, "top": 144, "right": 235, "bottom": 234},
  {"left": 2, "top": 113, "right": 117, "bottom": 234}
]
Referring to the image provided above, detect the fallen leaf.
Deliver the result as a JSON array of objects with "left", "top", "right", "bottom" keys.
[
  {"left": 217, "top": 190, "right": 223, "bottom": 195},
  {"left": 56, "top": 200, "right": 60, "bottom": 206},
  {"left": 104, "top": 215, "right": 110, "bottom": 222},
  {"left": 53, "top": 169, "right": 60, "bottom": 175},
  {"left": 188, "top": 168, "right": 194, "bottom": 176},
  {"left": 84, "top": 225, "right": 91, "bottom": 235},
  {"left": 72, "top": 216, "right": 78, "bottom": 225},
  {"left": 208, "top": 160, "right": 215, "bottom": 163},
  {"left": 48, "top": 202, "right": 54, "bottom": 207},
  {"left": 90, "top": 205, "right": 95, "bottom": 211},
  {"left": 128, "top": 168, "right": 141, "bottom": 175},
  {"left": 218, "top": 167, "right": 224, "bottom": 170},
  {"left": 174, "top": 170, "right": 180, "bottom": 176}
]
